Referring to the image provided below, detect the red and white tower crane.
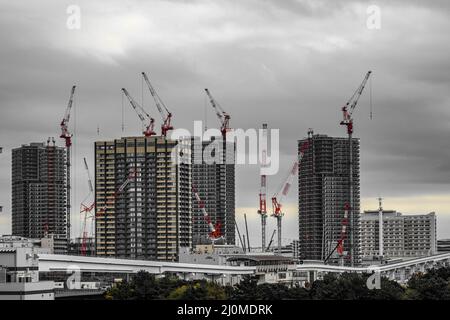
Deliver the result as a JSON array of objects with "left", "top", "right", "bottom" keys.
[
  {"left": 333, "top": 70, "right": 372, "bottom": 266},
  {"left": 96, "top": 169, "right": 138, "bottom": 218},
  {"left": 59, "top": 85, "right": 76, "bottom": 242},
  {"left": 258, "top": 124, "right": 268, "bottom": 251},
  {"left": 122, "top": 88, "right": 156, "bottom": 137},
  {"left": 141, "top": 72, "right": 173, "bottom": 137},
  {"left": 80, "top": 157, "right": 94, "bottom": 256},
  {"left": 204, "top": 88, "right": 231, "bottom": 140},
  {"left": 204, "top": 88, "right": 232, "bottom": 243},
  {"left": 192, "top": 185, "right": 222, "bottom": 242},
  {"left": 271, "top": 141, "right": 309, "bottom": 253},
  {"left": 95, "top": 168, "right": 137, "bottom": 252}
]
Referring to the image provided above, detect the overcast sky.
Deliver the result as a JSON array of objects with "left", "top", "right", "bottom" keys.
[{"left": 1, "top": 0, "right": 449, "bottom": 246}]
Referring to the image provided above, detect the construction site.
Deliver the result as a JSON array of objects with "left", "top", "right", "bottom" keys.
[{"left": 7, "top": 69, "right": 373, "bottom": 269}]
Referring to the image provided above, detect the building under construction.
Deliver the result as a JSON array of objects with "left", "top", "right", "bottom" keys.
[
  {"left": 94, "top": 136, "right": 191, "bottom": 261},
  {"left": 191, "top": 137, "right": 235, "bottom": 246},
  {"left": 298, "top": 133, "right": 361, "bottom": 266},
  {"left": 11, "top": 141, "right": 68, "bottom": 254}
]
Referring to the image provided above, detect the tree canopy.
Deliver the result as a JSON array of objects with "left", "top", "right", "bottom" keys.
[{"left": 105, "top": 267, "right": 450, "bottom": 300}]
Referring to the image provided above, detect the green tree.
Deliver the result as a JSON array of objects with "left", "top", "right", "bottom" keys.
[
  {"left": 167, "top": 281, "right": 227, "bottom": 300},
  {"left": 133, "top": 271, "right": 158, "bottom": 299},
  {"left": 309, "top": 272, "right": 403, "bottom": 300},
  {"left": 229, "top": 276, "right": 259, "bottom": 300},
  {"left": 286, "top": 284, "right": 311, "bottom": 300},
  {"left": 404, "top": 268, "right": 450, "bottom": 300},
  {"left": 105, "top": 281, "right": 135, "bottom": 300},
  {"left": 255, "top": 283, "right": 291, "bottom": 300}
]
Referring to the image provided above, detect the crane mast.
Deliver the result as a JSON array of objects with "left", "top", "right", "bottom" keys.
[
  {"left": 271, "top": 141, "right": 309, "bottom": 253},
  {"left": 59, "top": 85, "right": 76, "bottom": 244},
  {"left": 337, "top": 70, "right": 372, "bottom": 267},
  {"left": 141, "top": 72, "right": 173, "bottom": 137},
  {"left": 122, "top": 88, "right": 156, "bottom": 137},
  {"left": 258, "top": 124, "right": 268, "bottom": 251},
  {"left": 192, "top": 186, "right": 222, "bottom": 242},
  {"left": 80, "top": 157, "right": 94, "bottom": 256}
]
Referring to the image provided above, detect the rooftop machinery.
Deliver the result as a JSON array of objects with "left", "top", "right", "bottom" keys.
[
  {"left": 271, "top": 141, "right": 309, "bottom": 253},
  {"left": 141, "top": 72, "right": 174, "bottom": 137},
  {"left": 59, "top": 85, "right": 76, "bottom": 241},
  {"left": 121, "top": 88, "right": 156, "bottom": 137}
]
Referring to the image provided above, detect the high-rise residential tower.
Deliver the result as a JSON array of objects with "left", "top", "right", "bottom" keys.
[
  {"left": 11, "top": 141, "right": 68, "bottom": 253},
  {"left": 190, "top": 137, "right": 235, "bottom": 246},
  {"left": 298, "top": 133, "right": 361, "bottom": 266},
  {"left": 94, "top": 136, "right": 191, "bottom": 261},
  {"left": 360, "top": 210, "right": 436, "bottom": 259}
]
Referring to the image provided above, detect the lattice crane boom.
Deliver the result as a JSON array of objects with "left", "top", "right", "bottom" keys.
[
  {"left": 122, "top": 88, "right": 156, "bottom": 137},
  {"left": 60, "top": 85, "right": 76, "bottom": 147},
  {"left": 271, "top": 141, "right": 309, "bottom": 217},
  {"left": 204, "top": 88, "right": 230, "bottom": 139},
  {"left": 96, "top": 169, "right": 137, "bottom": 218},
  {"left": 192, "top": 185, "right": 222, "bottom": 241},
  {"left": 80, "top": 157, "right": 95, "bottom": 256},
  {"left": 141, "top": 72, "right": 173, "bottom": 136},
  {"left": 340, "top": 71, "right": 372, "bottom": 134},
  {"left": 271, "top": 141, "right": 309, "bottom": 253},
  {"left": 59, "top": 85, "right": 76, "bottom": 243},
  {"left": 331, "top": 70, "right": 372, "bottom": 266}
]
